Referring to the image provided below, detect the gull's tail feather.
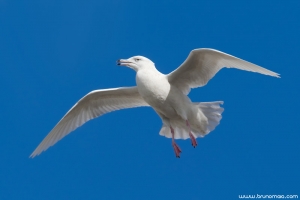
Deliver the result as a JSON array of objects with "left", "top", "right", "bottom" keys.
[
  {"left": 197, "top": 101, "right": 224, "bottom": 135},
  {"left": 159, "top": 120, "right": 190, "bottom": 139},
  {"left": 159, "top": 101, "right": 224, "bottom": 139}
]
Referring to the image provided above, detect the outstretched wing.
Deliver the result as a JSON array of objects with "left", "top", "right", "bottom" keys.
[
  {"left": 30, "top": 87, "right": 149, "bottom": 158},
  {"left": 168, "top": 48, "right": 280, "bottom": 95}
]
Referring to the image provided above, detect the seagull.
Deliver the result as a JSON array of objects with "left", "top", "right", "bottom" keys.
[{"left": 30, "top": 48, "right": 280, "bottom": 158}]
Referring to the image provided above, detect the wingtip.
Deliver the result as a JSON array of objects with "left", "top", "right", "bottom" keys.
[
  {"left": 272, "top": 73, "right": 280, "bottom": 78},
  {"left": 29, "top": 150, "right": 40, "bottom": 159},
  {"left": 29, "top": 153, "right": 36, "bottom": 159},
  {"left": 267, "top": 71, "right": 280, "bottom": 78}
]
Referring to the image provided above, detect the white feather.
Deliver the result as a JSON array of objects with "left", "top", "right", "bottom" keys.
[
  {"left": 159, "top": 101, "right": 224, "bottom": 139},
  {"left": 168, "top": 48, "right": 280, "bottom": 95},
  {"left": 30, "top": 87, "right": 149, "bottom": 158}
]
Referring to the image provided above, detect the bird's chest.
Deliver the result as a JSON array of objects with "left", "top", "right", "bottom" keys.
[{"left": 136, "top": 71, "right": 170, "bottom": 107}]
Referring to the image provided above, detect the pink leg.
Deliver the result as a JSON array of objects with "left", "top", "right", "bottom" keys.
[
  {"left": 170, "top": 126, "right": 182, "bottom": 158},
  {"left": 186, "top": 120, "right": 198, "bottom": 148}
]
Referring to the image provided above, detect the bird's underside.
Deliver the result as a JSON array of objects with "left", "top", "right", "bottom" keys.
[
  {"left": 155, "top": 101, "right": 224, "bottom": 157},
  {"left": 30, "top": 48, "right": 280, "bottom": 158}
]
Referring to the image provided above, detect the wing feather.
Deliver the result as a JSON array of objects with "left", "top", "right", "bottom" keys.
[
  {"left": 168, "top": 48, "right": 280, "bottom": 95},
  {"left": 30, "top": 86, "right": 149, "bottom": 158}
]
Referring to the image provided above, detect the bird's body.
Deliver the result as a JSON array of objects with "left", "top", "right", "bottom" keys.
[
  {"left": 30, "top": 48, "right": 280, "bottom": 158},
  {"left": 136, "top": 67, "right": 203, "bottom": 136},
  {"left": 136, "top": 67, "right": 189, "bottom": 120},
  {"left": 136, "top": 68, "right": 170, "bottom": 113}
]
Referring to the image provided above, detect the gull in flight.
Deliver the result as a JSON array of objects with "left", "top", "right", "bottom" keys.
[{"left": 30, "top": 48, "right": 280, "bottom": 158}]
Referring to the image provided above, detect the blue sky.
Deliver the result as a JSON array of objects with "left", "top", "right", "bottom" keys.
[{"left": 0, "top": 0, "right": 299, "bottom": 199}]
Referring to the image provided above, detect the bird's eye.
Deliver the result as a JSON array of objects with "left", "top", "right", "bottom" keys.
[{"left": 135, "top": 58, "right": 141, "bottom": 61}]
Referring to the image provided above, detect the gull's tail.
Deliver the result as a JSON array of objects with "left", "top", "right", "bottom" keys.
[
  {"left": 159, "top": 101, "right": 224, "bottom": 139},
  {"left": 197, "top": 101, "right": 224, "bottom": 135}
]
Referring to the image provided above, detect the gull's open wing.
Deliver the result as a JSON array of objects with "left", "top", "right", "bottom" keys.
[
  {"left": 168, "top": 48, "right": 280, "bottom": 95},
  {"left": 30, "top": 86, "right": 149, "bottom": 158}
]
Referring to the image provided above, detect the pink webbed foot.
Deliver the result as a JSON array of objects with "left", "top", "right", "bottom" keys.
[
  {"left": 172, "top": 141, "right": 182, "bottom": 158},
  {"left": 189, "top": 132, "right": 198, "bottom": 148},
  {"left": 170, "top": 126, "right": 182, "bottom": 158},
  {"left": 186, "top": 120, "right": 198, "bottom": 148}
]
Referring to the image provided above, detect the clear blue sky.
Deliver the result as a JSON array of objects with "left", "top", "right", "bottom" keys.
[{"left": 0, "top": 1, "right": 299, "bottom": 199}]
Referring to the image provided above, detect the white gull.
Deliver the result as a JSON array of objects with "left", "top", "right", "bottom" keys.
[{"left": 30, "top": 48, "right": 280, "bottom": 158}]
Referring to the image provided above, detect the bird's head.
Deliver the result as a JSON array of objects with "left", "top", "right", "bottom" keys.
[{"left": 117, "top": 56, "right": 155, "bottom": 71}]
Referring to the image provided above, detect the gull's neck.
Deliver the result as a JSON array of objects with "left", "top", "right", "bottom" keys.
[
  {"left": 136, "top": 64, "right": 166, "bottom": 87},
  {"left": 137, "top": 64, "right": 163, "bottom": 75}
]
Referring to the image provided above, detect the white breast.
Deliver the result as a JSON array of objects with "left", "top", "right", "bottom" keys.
[
  {"left": 136, "top": 68, "right": 194, "bottom": 120},
  {"left": 136, "top": 69, "right": 169, "bottom": 99}
]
